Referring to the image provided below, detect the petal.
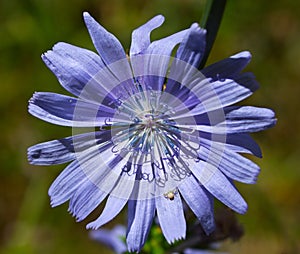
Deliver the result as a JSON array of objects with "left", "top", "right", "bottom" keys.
[
  {"left": 144, "top": 29, "right": 188, "bottom": 55},
  {"left": 176, "top": 23, "right": 206, "bottom": 67},
  {"left": 42, "top": 42, "right": 105, "bottom": 97},
  {"left": 170, "top": 75, "right": 258, "bottom": 122},
  {"left": 83, "top": 12, "right": 134, "bottom": 87},
  {"left": 190, "top": 161, "right": 248, "bottom": 214},
  {"left": 225, "top": 133, "right": 262, "bottom": 158},
  {"left": 48, "top": 160, "right": 86, "bottom": 207},
  {"left": 234, "top": 72, "right": 259, "bottom": 92},
  {"left": 86, "top": 173, "right": 135, "bottom": 229},
  {"left": 126, "top": 198, "right": 155, "bottom": 252},
  {"left": 201, "top": 51, "right": 252, "bottom": 80},
  {"left": 179, "top": 175, "right": 215, "bottom": 234},
  {"left": 28, "top": 130, "right": 112, "bottom": 165},
  {"left": 191, "top": 77, "right": 257, "bottom": 112},
  {"left": 28, "top": 138, "right": 76, "bottom": 165},
  {"left": 69, "top": 182, "right": 108, "bottom": 221},
  {"left": 130, "top": 15, "right": 165, "bottom": 56},
  {"left": 86, "top": 196, "right": 128, "bottom": 230},
  {"left": 70, "top": 142, "right": 128, "bottom": 191},
  {"left": 131, "top": 29, "right": 188, "bottom": 91},
  {"left": 83, "top": 12, "right": 127, "bottom": 65},
  {"left": 68, "top": 149, "right": 132, "bottom": 221},
  {"left": 156, "top": 194, "right": 186, "bottom": 243},
  {"left": 90, "top": 226, "right": 127, "bottom": 254},
  {"left": 198, "top": 141, "right": 260, "bottom": 184},
  {"left": 223, "top": 106, "right": 277, "bottom": 133},
  {"left": 28, "top": 92, "right": 115, "bottom": 127},
  {"left": 198, "top": 132, "right": 262, "bottom": 158},
  {"left": 42, "top": 42, "right": 132, "bottom": 105},
  {"left": 174, "top": 105, "right": 276, "bottom": 134}
]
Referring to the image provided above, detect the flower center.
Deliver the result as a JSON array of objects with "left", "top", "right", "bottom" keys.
[
  {"left": 110, "top": 90, "right": 181, "bottom": 157},
  {"left": 142, "top": 113, "right": 157, "bottom": 129}
]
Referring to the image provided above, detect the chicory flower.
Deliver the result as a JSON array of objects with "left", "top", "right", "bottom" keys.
[{"left": 28, "top": 12, "right": 276, "bottom": 252}]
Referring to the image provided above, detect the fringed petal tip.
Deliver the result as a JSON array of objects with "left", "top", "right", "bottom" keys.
[
  {"left": 167, "top": 234, "right": 186, "bottom": 245},
  {"left": 28, "top": 91, "right": 38, "bottom": 104},
  {"left": 41, "top": 42, "right": 65, "bottom": 60},
  {"left": 67, "top": 205, "right": 88, "bottom": 222},
  {"left": 49, "top": 198, "right": 60, "bottom": 208},
  {"left": 48, "top": 190, "right": 67, "bottom": 208},
  {"left": 190, "top": 22, "right": 207, "bottom": 34},
  {"left": 27, "top": 147, "right": 36, "bottom": 165},
  {"left": 86, "top": 221, "right": 100, "bottom": 230},
  {"left": 27, "top": 146, "right": 48, "bottom": 166},
  {"left": 28, "top": 93, "right": 42, "bottom": 120},
  {"left": 28, "top": 92, "right": 42, "bottom": 111}
]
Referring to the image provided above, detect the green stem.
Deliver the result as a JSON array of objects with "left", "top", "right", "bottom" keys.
[{"left": 199, "top": 0, "right": 227, "bottom": 69}]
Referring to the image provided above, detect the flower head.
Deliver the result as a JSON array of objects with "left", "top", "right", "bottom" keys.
[{"left": 28, "top": 12, "right": 276, "bottom": 252}]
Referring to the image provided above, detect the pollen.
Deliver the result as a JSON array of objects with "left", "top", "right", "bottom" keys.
[{"left": 164, "top": 189, "right": 178, "bottom": 201}]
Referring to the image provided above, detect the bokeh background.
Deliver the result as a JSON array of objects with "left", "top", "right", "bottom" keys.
[{"left": 0, "top": 0, "right": 299, "bottom": 253}]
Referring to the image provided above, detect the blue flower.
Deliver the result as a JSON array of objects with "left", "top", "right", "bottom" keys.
[
  {"left": 90, "top": 225, "right": 127, "bottom": 254},
  {"left": 28, "top": 12, "right": 276, "bottom": 252}
]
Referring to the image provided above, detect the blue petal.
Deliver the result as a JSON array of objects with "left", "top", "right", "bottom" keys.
[
  {"left": 132, "top": 29, "right": 188, "bottom": 91},
  {"left": 190, "top": 161, "right": 248, "bottom": 214},
  {"left": 28, "top": 92, "right": 115, "bottom": 127},
  {"left": 86, "top": 172, "right": 135, "bottom": 229},
  {"left": 193, "top": 78, "right": 257, "bottom": 113},
  {"left": 223, "top": 106, "right": 277, "bottom": 133},
  {"left": 69, "top": 182, "right": 108, "bottom": 221},
  {"left": 83, "top": 12, "right": 127, "bottom": 65},
  {"left": 156, "top": 194, "right": 186, "bottom": 243},
  {"left": 225, "top": 133, "right": 262, "bottom": 158},
  {"left": 234, "top": 72, "right": 259, "bottom": 92},
  {"left": 179, "top": 175, "right": 215, "bottom": 234},
  {"left": 90, "top": 225, "right": 127, "bottom": 254},
  {"left": 198, "top": 132, "right": 262, "bottom": 158},
  {"left": 176, "top": 23, "right": 206, "bottom": 67},
  {"left": 83, "top": 12, "right": 134, "bottom": 89},
  {"left": 164, "top": 23, "right": 206, "bottom": 102},
  {"left": 69, "top": 146, "right": 134, "bottom": 222},
  {"left": 170, "top": 76, "right": 258, "bottom": 122},
  {"left": 175, "top": 106, "right": 276, "bottom": 135},
  {"left": 126, "top": 198, "right": 155, "bottom": 252},
  {"left": 145, "top": 29, "right": 188, "bottom": 55},
  {"left": 42, "top": 42, "right": 105, "bottom": 97},
  {"left": 202, "top": 51, "right": 252, "bottom": 80},
  {"left": 198, "top": 142, "right": 260, "bottom": 184},
  {"left": 68, "top": 149, "right": 132, "bottom": 221},
  {"left": 48, "top": 160, "right": 86, "bottom": 207},
  {"left": 130, "top": 15, "right": 165, "bottom": 56},
  {"left": 49, "top": 138, "right": 121, "bottom": 213},
  {"left": 28, "top": 138, "right": 76, "bottom": 165},
  {"left": 86, "top": 196, "right": 129, "bottom": 230},
  {"left": 28, "top": 130, "right": 112, "bottom": 165}
]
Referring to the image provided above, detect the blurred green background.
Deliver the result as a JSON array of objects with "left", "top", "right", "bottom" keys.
[{"left": 0, "top": 0, "right": 299, "bottom": 253}]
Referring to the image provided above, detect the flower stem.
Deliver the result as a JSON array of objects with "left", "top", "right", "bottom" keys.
[{"left": 199, "top": 0, "right": 227, "bottom": 69}]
